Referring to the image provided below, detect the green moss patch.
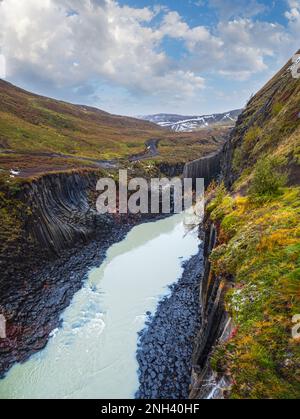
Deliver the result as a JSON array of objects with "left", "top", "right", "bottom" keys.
[{"left": 208, "top": 186, "right": 300, "bottom": 399}]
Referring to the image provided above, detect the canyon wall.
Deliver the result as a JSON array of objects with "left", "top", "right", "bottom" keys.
[
  {"left": 189, "top": 51, "right": 300, "bottom": 399},
  {"left": 183, "top": 150, "right": 222, "bottom": 187},
  {"left": 183, "top": 149, "right": 232, "bottom": 399},
  {"left": 158, "top": 162, "right": 185, "bottom": 178},
  {"left": 0, "top": 171, "right": 114, "bottom": 290},
  {"left": 189, "top": 216, "right": 232, "bottom": 399},
  {"left": 187, "top": 133, "right": 240, "bottom": 398},
  {"left": 25, "top": 172, "right": 112, "bottom": 255}
]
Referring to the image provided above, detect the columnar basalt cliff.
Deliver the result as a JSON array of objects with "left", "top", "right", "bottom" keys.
[
  {"left": 183, "top": 150, "right": 223, "bottom": 187},
  {"left": 189, "top": 217, "right": 233, "bottom": 399},
  {"left": 158, "top": 162, "right": 186, "bottom": 178},
  {"left": 0, "top": 169, "right": 144, "bottom": 377},
  {"left": 158, "top": 148, "right": 224, "bottom": 180},
  {"left": 0, "top": 171, "right": 113, "bottom": 285},
  {"left": 25, "top": 172, "right": 112, "bottom": 254},
  {"left": 189, "top": 51, "right": 300, "bottom": 400}
]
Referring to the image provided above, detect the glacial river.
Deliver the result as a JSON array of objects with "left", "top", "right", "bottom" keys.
[{"left": 0, "top": 213, "right": 200, "bottom": 399}]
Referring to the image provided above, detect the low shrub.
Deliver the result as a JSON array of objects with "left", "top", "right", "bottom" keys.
[{"left": 249, "top": 156, "right": 288, "bottom": 198}]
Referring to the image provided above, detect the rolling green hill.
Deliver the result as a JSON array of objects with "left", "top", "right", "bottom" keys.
[
  {"left": 0, "top": 79, "right": 228, "bottom": 179},
  {"left": 0, "top": 79, "right": 164, "bottom": 159}
]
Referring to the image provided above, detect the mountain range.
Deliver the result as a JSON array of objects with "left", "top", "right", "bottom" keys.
[{"left": 139, "top": 109, "right": 242, "bottom": 132}]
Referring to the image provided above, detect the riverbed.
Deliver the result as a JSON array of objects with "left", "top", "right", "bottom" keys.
[{"left": 0, "top": 213, "right": 201, "bottom": 399}]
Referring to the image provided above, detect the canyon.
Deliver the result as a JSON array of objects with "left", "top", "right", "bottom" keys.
[
  {"left": 0, "top": 146, "right": 221, "bottom": 398},
  {"left": 0, "top": 50, "right": 299, "bottom": 399}
]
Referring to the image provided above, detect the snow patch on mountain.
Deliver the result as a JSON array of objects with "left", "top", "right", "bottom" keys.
[{"left": 138, "top": 109, "right": 242, "bottom": 132}]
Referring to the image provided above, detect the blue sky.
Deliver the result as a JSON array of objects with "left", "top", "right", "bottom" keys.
[{"left": 0, "top": 0, "right": 299, "bottom": 116}]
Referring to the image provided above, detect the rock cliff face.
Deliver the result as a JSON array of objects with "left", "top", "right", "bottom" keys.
[
  {"left": 189, "top": 51, "right": 300, "bottom": 399},
  {"left": 222, "top": 49, "right": 300, "bottom": 188},
  {"left": 181, "top": 149, "right": 232, "bottom": 399},
  {"left": 158, "top": 162, "right": 186, "bottom": 178},
  {"left": 183, "top": 153, "right": 231, "bottom": 399},
  {"left": 183, "top": 151, "right": 222, "bottom": 187},
  {"left": 25, "top": 172, "right": 112, "bottom": 255},
  {"left": 0, "top": 171, "right": 113, "bottom": 291},
  {"left": 189, "top": 218, "right": 232, "bottom": 399},
  {"left": 157, "top": 150, "right": 223, "bottom": 180}
]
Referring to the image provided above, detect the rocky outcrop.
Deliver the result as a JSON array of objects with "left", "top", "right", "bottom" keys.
[{"left": 25, "top": 171, "right": 112, "bottom": 255}]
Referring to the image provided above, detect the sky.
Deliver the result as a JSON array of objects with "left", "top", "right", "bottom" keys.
[{"left": 0, "top": 0, "right": 299, "bottom": 116}]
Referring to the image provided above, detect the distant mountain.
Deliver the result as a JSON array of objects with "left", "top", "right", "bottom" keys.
[
  {"left": 139, "top": 109, "right": 242, "bottom": 132},
  {"left": 0, "top": 79, "right": 230, "bottom": 177}
]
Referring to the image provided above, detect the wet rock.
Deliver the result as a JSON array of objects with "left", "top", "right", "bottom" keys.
[{"left": 135, "top": 244, "right": 203, "bottom": 399}]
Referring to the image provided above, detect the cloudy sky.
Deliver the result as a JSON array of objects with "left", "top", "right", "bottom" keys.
[{"left": 0, "top": 0, "right": 299, "bottom": 116}]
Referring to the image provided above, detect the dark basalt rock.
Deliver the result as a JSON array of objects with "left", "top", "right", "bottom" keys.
[
  {"left": 183, "top": 150, "right": 223, "bottom": 187},
  {"left": 189, "top": 218, "right": 232, "bottom": 399},
  {"left": 0, "top": 171, "right": 114, "bottom": 293},
  {"left": 136, "top": 246, "right": 203, "bottom": 400},
  {"left": 0, "top": 220, "right": 132, "bottom": 378},
  {"left": 158, "top": 162, "right": 185, "bottom": 178},
  {"left": 0, "top": 170, "right": 165, "bottom": 378},
  {"left": 25, "top": 172, "right": 112, "bottom": 255}
]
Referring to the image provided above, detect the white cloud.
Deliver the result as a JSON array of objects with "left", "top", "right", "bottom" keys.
[
  {"left": 164, "top": 16, "right": 291, "bottom": 80},
  {"left": 214, "top": 19, "right": 290, "bottom": 79},
  {"left": 0, "top": 0, "right": 298, "bottom": 114},
  {"left": 0, "top": 0, "right": 203, "bottom": 100},
  {"left": 287, "top": 0, "right": 300, "bottom": 7},
  {"left": 0, "top": 54, "right": 5, "bottom": 78},
  {"left": 159, "top": 10, "right": 218, "bottom": 49},
  {"left": 208, "top": 0, "right": 266, "bottom": 19},
  {"left": 286, "top": 0, "right": 300, "bottom": 40}
]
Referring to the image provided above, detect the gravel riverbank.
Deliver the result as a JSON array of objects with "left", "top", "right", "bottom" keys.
[{"left": 136, "top": 242, "right": 203, "bottom": 399}]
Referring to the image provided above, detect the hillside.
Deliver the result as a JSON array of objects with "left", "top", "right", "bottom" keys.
[
  {"left": 0, "top": 79, "right": 228, "bottom": 178},
  {"left": 0, "top": 79, "right": 164, "bottom": 159},
  {"left": 140, "top": 109, "right": 242, "bottom": 132},
  {"left": 192, "top": 50, "right": 300, "bottom": 399},
  {"left": 0, "top": 79, "right": 229, "bottom": 283},
  {"left": 224, "top": 53, "right": 300, "bottom": 188}
]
